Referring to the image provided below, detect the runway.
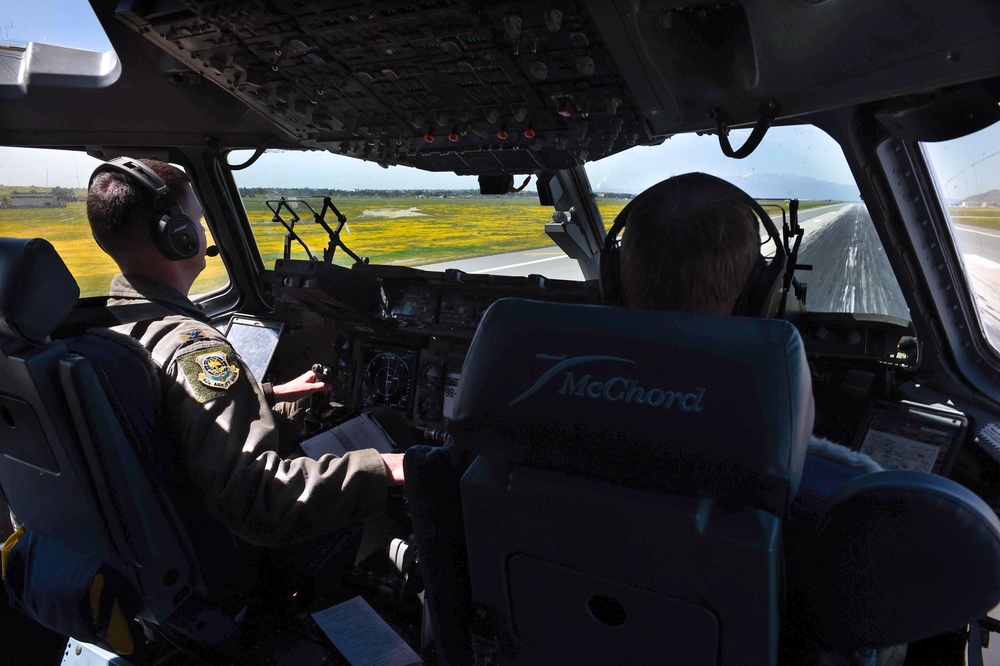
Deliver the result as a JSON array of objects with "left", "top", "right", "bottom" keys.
[
  {"left": 953, "top": 222, "right": 1000, "bottom": 343},
  {"left": 418, "top": 202, "right": 915, "bottom": 323},
  {"left": 795, "top": 203, "right": 909, "bottom": 320}
]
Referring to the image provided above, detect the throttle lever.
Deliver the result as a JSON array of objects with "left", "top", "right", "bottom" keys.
[{"left": 303, "top": 363, "right": 335, "bottom": 427}]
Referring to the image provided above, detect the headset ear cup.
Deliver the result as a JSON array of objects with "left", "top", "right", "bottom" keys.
[
  {"left": 98, "top": 157, "right": 200, "bottom": 262},
  {"left": 156, "top": 213, "right": 199, "bottom": 260},
  {"left": 740, "top": 196, "right": 787, "bottom": 318},
  {"left": 600, "top": 206, "right": 631, "bottom": 306},
  {"left": 732, "top": 254, "right": 785, "bottom": 318},
  {"left": 599, "top": 240, "right": 619, "bottom": 305}
]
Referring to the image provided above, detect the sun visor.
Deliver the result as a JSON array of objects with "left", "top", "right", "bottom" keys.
[{"left": 875, "top": 84, "right": 1000, "bottom": 142}]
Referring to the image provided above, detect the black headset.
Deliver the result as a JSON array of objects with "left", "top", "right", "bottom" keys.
[
  {"left": 599, "top": 176, "right": 788, "bottom": 318},
  {"left": 90, "top": 157, "right": 200, "bottom": 260}
]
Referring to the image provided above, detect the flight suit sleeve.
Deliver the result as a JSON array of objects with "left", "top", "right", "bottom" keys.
[{"left": 148, "top": 320, "right": 390, "bottom": 547}]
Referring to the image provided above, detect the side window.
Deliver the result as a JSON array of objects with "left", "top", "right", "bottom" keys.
[
  {"left": 0, "top": 147, "right": 229, "bottom": 298},
  {"left": 923, "top": 121, "right": 1000, "bottom": 353}
]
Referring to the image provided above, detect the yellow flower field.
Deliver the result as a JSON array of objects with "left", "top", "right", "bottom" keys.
[{"left": 0, "top": 196, "right": 630, "bottom": 297}]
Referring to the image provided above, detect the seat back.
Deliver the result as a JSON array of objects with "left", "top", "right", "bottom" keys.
[
  {"left": 805, "top": 469, "right": 1000, "bottom": 651},
  {"left": 447, "top": 298, "right": 814, "bottom": 665},
  {"left": 0, "top": 237, "right": 256, "bottom": 656}
]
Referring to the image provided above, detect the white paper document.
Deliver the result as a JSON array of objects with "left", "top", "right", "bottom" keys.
[
  {"left": 311, "top": 596, "right": 422, "bottom": 666},
  {"left": 300, "top": 412, "right": 396, "bottom": 459},
  {"left": 860, "top": 429, "right": 940, "bottom": 472}
]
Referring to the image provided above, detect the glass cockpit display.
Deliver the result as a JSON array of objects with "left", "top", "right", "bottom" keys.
[{"left": 360, "top": 347, "right": 416, "bottom": 411}]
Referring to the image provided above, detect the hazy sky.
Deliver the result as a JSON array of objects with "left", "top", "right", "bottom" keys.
[
  {"left": 1, "top": 0, "right": 111, "bottom": 52},
  {"left": 0, "top": 126, "right": 855, "bottom": 195},
  {"left": 220, "top": 125, "right": 859, "bottom": 195},
  {"left": 923, "top": 123, "right": 1000, "bottom": 201}
]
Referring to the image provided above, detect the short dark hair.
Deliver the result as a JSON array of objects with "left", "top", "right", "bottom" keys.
[
  {"left": 616, "top": 173, "right": 761, "bottom": 315},
  {"left": 87, "top": 158, "right": 192, "bottom": 254}
]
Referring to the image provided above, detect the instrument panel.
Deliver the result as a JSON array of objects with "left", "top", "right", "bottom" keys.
[
  {"left": 272, "top": 259, "right": 600, "bottom": 433},
  {"left": 270, "top": 258, "right": 970, "bottom": 475}
]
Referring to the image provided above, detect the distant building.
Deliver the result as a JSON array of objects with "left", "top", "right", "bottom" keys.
[{"left": 8, "top": 192, "right": 63, "bottom": 208}]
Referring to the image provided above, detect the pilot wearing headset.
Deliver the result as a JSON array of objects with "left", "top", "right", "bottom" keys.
[
  {"left": 601, "top": 171, "right": 882, "bottom": 471},
  {"left": 86, "top": 157, "right": 405, "bottom": 599},
  {"left": 603, "top": 172, "right": 906, "bottom": 666}
]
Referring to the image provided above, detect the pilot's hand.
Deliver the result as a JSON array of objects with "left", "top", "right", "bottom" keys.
[
  {"left": 272, "top": 369, "right": 331, "bottom": 403},
  {"left": 381, "top": 453, "right": 405, "bottom": 485}
]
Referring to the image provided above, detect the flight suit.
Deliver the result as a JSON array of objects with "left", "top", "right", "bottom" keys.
[{"left": 105, "top": 273, "right": 390, "bottom": 548}]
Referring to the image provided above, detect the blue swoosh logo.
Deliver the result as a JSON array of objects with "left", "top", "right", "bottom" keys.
[{"left": 508, "top": 354, "right": 635, "bottom": 406}]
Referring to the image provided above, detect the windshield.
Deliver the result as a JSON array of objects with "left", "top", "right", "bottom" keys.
[
  {"left": 923, "top": 120, "right": 1000, "bottom": 352},
  {"left": 587, "top": 125, "right": 908, "bottom": 321},
  {"left": 230, "top": 152, "right": 627, "bottom": 281},
  {"left": 235, "top": 123, "right": 908, "bottom": 321},
  {"left": 1, "top": 3, "right": 112, "bottom": 52},
  {"left": 0, "top": 2, "right": 111, "bottom": 52}
]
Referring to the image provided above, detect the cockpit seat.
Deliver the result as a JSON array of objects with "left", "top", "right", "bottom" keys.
[
  {"left": 0, "top": 237, "right": 316, "bottom": 662},
  {"left": 446, "top": 297, "right": 814, "bottom": 665},
  {"left": 796, "top": 469, "right": 1000, "bottom": 656}
]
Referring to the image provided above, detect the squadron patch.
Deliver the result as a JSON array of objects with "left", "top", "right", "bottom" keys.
[
  {"left": 196, "top": 351, "right": 240, "bottom": 389},
  {"left": 177, "top": 346, "right": 242, "bottom": 403}
]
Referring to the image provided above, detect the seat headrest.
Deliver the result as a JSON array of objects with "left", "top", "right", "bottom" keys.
[
  {"left": 449, "top": 298, "right": 814, "bottom": 516},
  {"left": 0, "top": 237, "right": 80, "bottom": 344}
]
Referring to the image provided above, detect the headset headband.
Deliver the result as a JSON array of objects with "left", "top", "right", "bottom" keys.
[{"left": 90, "top": 157, "right": 200, "bottom": 260}]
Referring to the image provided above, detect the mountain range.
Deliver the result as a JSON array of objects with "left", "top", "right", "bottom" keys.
[
  {"left": 595, "top": 172, "right": 862, "bottom": 201},
  {"left": 961, "top": 189, "right": 1000, "bottom": 205},
  {"left": 726, "top": 173, "right": 862, "bottom": 202}
]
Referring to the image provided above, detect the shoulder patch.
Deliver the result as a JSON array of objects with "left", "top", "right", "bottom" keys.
[
  {"left": 196, "top": 350, "right": 240, "bottom": 389},
  {"left": 180, "top": 328, "right": 211, "bottom": 342},
  {"left": 177, "top": 346, "right": 242, "bottom": 403}
]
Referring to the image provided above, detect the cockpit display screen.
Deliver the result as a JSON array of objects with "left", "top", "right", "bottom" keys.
[
  {"left": 855, "top": 401, "right": 966, "bottom": 474},
  {"left": 360, "top": 347, "right": 416, "bottom": 411}
]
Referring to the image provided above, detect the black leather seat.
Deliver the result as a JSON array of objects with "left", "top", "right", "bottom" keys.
[{"left": 418, "top": 297, "right": 814, "bottom": 665}]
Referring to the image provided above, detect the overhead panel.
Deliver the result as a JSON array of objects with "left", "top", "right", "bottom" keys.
[{"left": 114, "top": 0, "right": 654, "bottom": 173}]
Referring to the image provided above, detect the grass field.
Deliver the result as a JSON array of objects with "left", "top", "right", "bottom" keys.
[
  {"left": 949, "top": 206, "right": 1000, "bottom": 230},
  {"left": 1, "top": 193, "right": 838, "bottom": 297},
  {"left": 245, "top": 194, "right": 632, "bottom": 268}
]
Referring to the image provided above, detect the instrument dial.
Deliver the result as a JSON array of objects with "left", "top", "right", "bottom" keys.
[
  {"left": 366, "top": 351, "right": 410, "bottom": 401},
  {"left": 422, "top": 362, "right": 444, "bottom": 388}
]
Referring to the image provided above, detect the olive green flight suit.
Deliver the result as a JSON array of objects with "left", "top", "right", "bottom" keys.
[{"left": 106, "top": 274, "right": 389, "bottom": 547}]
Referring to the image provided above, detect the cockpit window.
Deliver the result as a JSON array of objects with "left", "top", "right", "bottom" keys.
[
  {"left": 0, "top": 147, "right": 228, "bottom": 298},
  {"left": 1, "top": 4, "right": 112, "bottom": 52},
  {"left": 232, "top": 124, "right": 909, "bottom": 319},
  {"left": 230, "top": 150, "right": 611, "bottom": 280},
  {"left": 586, "top": 124, "right": 910, "bottom": 321},
  {"left": 923, "top": 120, "right": 1000, "bottom": 352}
]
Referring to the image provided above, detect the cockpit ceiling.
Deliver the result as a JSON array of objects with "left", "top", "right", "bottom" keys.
[
  {"left": 117, "top": 0, "right": 658, "bottom": 172},
  {"left": 5, "top": 0, "right": 1000, "bottom": 174}
]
